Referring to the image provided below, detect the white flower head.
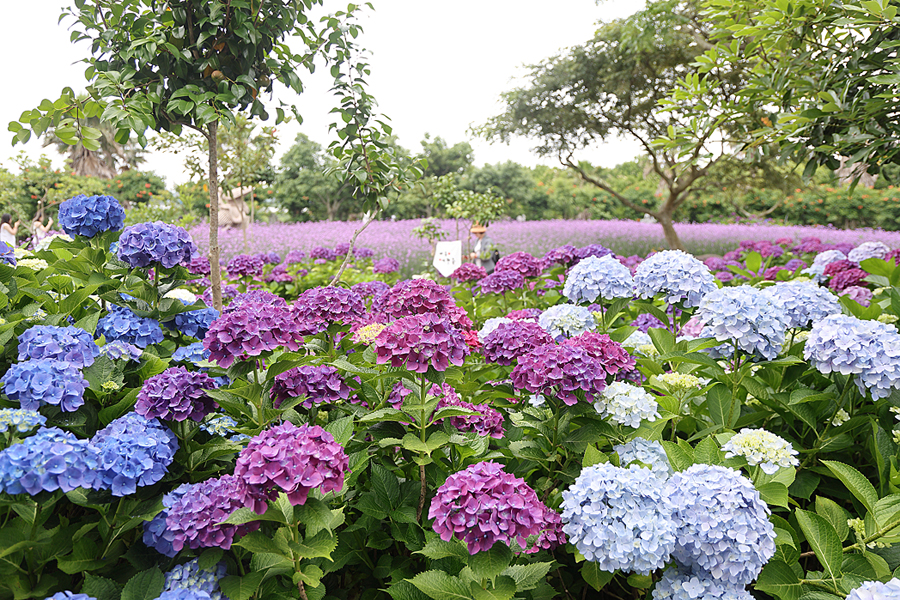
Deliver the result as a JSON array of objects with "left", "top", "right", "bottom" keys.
[{"left": 722, "top": 428, "right": 799, "bottom": 474}]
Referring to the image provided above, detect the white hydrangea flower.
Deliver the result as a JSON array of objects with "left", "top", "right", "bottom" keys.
[
  {"left": 832, "top": 409, "right": 850, "bottom": 427},
  {"left": 18, "top": 258, "right": 48, "bottom": 271},
  {"left": 657, "top": 373, "right": 703, "bottom": 391},
  {"left": 13, "top": 247, "right": 31, "bottom": 259},
  {"left": 722, "top": 428, "right": 799, "bottom": 474},
  {"left": 34, "top": 233, "right": 72, "bottom": 252},
  {"left": 478, "top": 317, "right": 512, "bottom": 341},
  {"left": 596, "top": 381, "right": 660, "bottom": 428},
  {"left": 163, "top": 288, "right": 198, "bottom": 304}
]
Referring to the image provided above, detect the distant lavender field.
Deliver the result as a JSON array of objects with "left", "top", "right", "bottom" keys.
[{"left": 190, "top": 219, "right": 900, "bottom": 272}]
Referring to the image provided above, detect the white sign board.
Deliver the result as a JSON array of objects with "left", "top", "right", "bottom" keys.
[{"left": 433, "top": 240, "right": 462, "bottom": 277}]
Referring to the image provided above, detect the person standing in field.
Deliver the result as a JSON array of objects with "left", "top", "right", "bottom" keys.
[
  {"left": 470, "top": 224, "right": 497, "bottom": 274},
  {"left": 1, "top": 214, "right": 20, "bottom": 248}
]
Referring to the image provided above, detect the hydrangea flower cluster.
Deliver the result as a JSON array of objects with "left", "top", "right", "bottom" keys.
[
  {"left": 284, "top": 249, "right": 306, "bottom": 263},
  {"left": 450, "top": 262, "right": 487, "bottom": 281},
  {"left": 143, "top": 484, "right": 190, "bottom": 557},
  {"left": 0, "top": 408, "right": 46, "bottom": 434},
  {"left": 271, "top": 365, "right": 351, "bottom": 408},
  {"left": 657, "top": 372, "right": 704, "bottom": 390},
  {"left": 235, "top": 422, "right": 348, "bottom": 506},
  {"left": 576, "top": 244, "right": 614, "bottom": 260},
  {"left": 226, "top": 289, "right": 287, "bottom": 312},
  {"left": 482, "top": 320, "right": 554, "bottom": 365},
  {"left": 632, "top": 313, "right": 665, "bottom": 332},
  {"left": 185, "top": 255, "right": 211, "bottom": 275},
  {"left": 664, "top": 464, "right": 775, "bottom": 584},
  {"left": 310, "top": 246, "right": 336, "bottom": 261},
  {"left": 804, "top": 314, "right": 900, "bottom": 399},
  {"left": 91, "top": 412, "right": 178, "bottom": 496},
  {"left": 97, "top": 305, "right": 164, "bottom": 348},
  {"left": 437, "top": 393, "right": 505, "bottom": 438},
  {"left": 45, "top": 593, "right": 96, "bottom": 600},
  {"left": 201, "top": 284, "right": 239, "bottom": 305},
  {"left": 352, "top": 322, "right": 388, "bottom": 344},
  {"left": 538, "top": 304, "right": 596, "bottom": 339},
  {"left": 163, "top": 559, "right": 228, "bottom": 600},
  {"left": 0, "top": 427, "right": 101, "bottom": 494},
  {"left": 351, "top": 279, "right": 390, "bottom": 299},
  {"left": 377, "top": 279, "right": 471, "bottom": 329},
  {"left": 429, "top": 461, "right": 548, "bottom": 554},
  {"left": 1, "top": 359, "right": 88, "bottom": 411},
  {"left": 564, "top": 255, "right": 634, "bottom": 304},
  {"left": 803, "top": 249, "right": 847, "bottom": 281},
  {"left": 614, "top": 438, "right": 672, "bottom": 480},
  {"left": 116, "top": 222, "right": 197, "bottom": 268},
  {"left": 722, "top": 428, "right": 799, "bottom": 474},
  {"left": 764, "top": 280, "right": 842, "bottom": 329},
  {"left": 829, "top": 267, "right": 868, "bottom": 292},
  {"left": 524, "top": 507, "right": 567, "bottom": 554},
  {"left": 257, "top": 251, "right": 281, "bottom": 265},
  {"left": 842, "top": 285, "right": 874, "bottom": 307},
  {"left": 167, "top": 307, "right": 220, "bottom": 340},
  {"left": 495, "top": 251, "right": 542, "bottom": 277},
  {"left": 848, "top": 241, "right": 891, "bottom": 263},
  {"left": 265, "top": 264, "right": 293, "bottom": 283},
  {"left": 845, "top": 580, "right": 900, "bottom": 600},
  {"left": 0, "top": 242, "right": 15, "bottom": 267},
  {"left": 354, "top": 246, "right": 374, "bottom": 259},
  {"left": 478, "top": 317, "right": 512, "bottom": 340},
  {"left": 510, "top": 344, "right": 607, "bottom": 406},
  {"left": 172, "top": 342, "right": 210, "bottom": 364},
  {"left": 652, "top": 564, "right": 753, "bottom": 600},
  {"left": 595, "top": 381, "right": 660, "bottom": 428},
  {"left": 226, "top": 254, "right": 265, "bottom": 278},
  {"left": 633, "top": 250, "right": 716, "bottom": 307},
  {"left": 374, "top": 314, "right": 469, "bottom": 373},
  {"left": 373, "top": 257, "right": 400, "bottom": 273},
  {"left": 561, "top": 463, "right": 676, "bottom": 574},
  {"left": 58, "top": 194, "right": 125, "bottom": 237},
  {"left": 478, "top": 270, "right": 526, "bottom": 295},
  {"left": 203, "top": 301, "right": 304, "bottom": 368},
  {"left": 698, "top": 286, "right": 789, "bottom": 360},
  {"left": 166, "top": 475, "right": 263, "bottom": 551},
  {"left": 507, "top": 308, "right": 542, "bottom": 320},
  {"left": 544, "top": 244, "right": 578, "bottom": 266},
  {"left": 100, "top": 340, "right": 144, "bottom": 362},
  {"left": 17, "top": 325, "right": 99, "bottom": 368},
  {"left": 564, "top": 332, "right": 635, "bottom": 376},
  {"left": 292, "top": 286, "right": 366, "bottom": 333},
  {"left": 136, "top": 367, "right": 218, "bottom": 422}
]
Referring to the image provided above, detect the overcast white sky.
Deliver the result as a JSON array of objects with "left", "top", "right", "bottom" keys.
[{"left": 1, "top": 0, "right": 643, "bottom": 186}]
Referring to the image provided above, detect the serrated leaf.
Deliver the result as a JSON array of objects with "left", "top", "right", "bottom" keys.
[
  {"left": 501, "top": 563, "right": 553, "bottom": 591},
  {"left": 758, "top": 482, "right": 790, "bottom": 508},
  {"left": 219, "top": 571, "right": 264, "bottom": 600},
  {"left": 796, "top": 509, "right": 843, "bottom": 582},
  {"left": 583, "top": 444, "right": 607, "bottom": 467},
  {"left": 296, "top": 498, "right": 337, "bottom": 536},
  {"left": 324, "top": 416, "right": 353, "bottom": 446},
  {"left": 816, "top": 496, "right": 850, "bottom": 541},
  {"left": 408, "top": 571, "right": 472, "bottom": 600},
  {"left": 662, "top": 440, "right": 693, "bottom": 472},
  {"left": 234, "top": 530, "right": 287, "bottom": 556},
  {"left": 755, "top": 560, "right": 801, "bottom": 600},
  {"left": 468, "top": 543, "right": 512, "bottom": 581},
  {"left": 416, "top": 537, "right": 470, "bottom": 561},
  {"left": 822, "top": 460, "right": 878, "bottom": 514},
  {"left": 292, "top": 530, "right": 337, "bottom": 560},
  {"left": 581, "top": 562, "right": 614, "bottom": 591},
  {"left": 81, "top": 574, "right": 123, "bottom": 600},
  {"left": 121, "top": 568, "right": 164, "bottom": 600}
]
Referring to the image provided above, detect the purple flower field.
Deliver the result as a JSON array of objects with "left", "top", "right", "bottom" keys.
[{"left": 190, "top": 218, "right": 900, "bottom": 272}]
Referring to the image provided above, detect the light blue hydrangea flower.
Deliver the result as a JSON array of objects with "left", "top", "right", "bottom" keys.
[
  {"left": 45, "top": 593, "right": 98, "bottom": 600},
  {"left": 614, "top": 438, "right": 672, "bottom": 481},
  {"left": 804, "top": 314, "right": 900, "bottom": 400},
  {"left": 722, "top": 428, "right": 799, "bottom": 474},
  {"left": 623, "top": 330, "right": 652, "bottom": 348},
  {"left": 596, "top": 381, "right": 660, "bottom": 428},
  {"left": 90, "top": 412, "right": 178, "bottom": 496},
  {"left": 0, "top": 409, "right": 46, "bottom": 434},
  {"left": 697, "top": 286, "right": 789, "bottom": 361},
  {"left": 0, "top": 427, "right": 102, "bottom": 494},
  {"left": 652, "top": 564, "right": 753, "bottom": 600},
  {"left": 846, "top": 579, "right": 900, "bottom": 600},
  {"left": 561, "top": 463, "right": 675, "bottom": 575},
  {"left": 478, "top": 317, "right": 512, "bottom": 341},
  {"left": 172, "top": 342, "right": 211, "bottom": 364},
  {"left": 156, "top": 591, "right": 211, "bottom": 600},
  {"left": 803, "top": 249, "right": 847, "bottom": 282},
  {"left": 163, "top": 558, "right": 228, "bottom": 600},
  {"left": 96, "top": 305, "right": 164, "bottom": 348},
  {"left": 848, "top": 241, "right": 891, "bottom": 264},
  {"left": 201, "top": 414, "right": 243, "bottom": 439},
  {"left": 633, "top": 250, "right": 716, "bottom": 308},
  {"left": 538, "top": 304, "right": 596, "bottom": 339},
  {"left": 664, "top": 464, "right": 775, "bottom": 584},
  {"left": 563, "top": 255, "right": 634, "bottom": 304},
  {"left": 1, "top": 359, "right": 89, "bottom": 412},
  {"left": 100, "top": 340, "right": 144, "bottom": 362},
  {"left": 764, "top": 280, "right": 842, "bottom": 329}
]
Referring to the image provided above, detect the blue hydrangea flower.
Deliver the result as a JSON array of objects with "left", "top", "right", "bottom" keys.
[
  {"left": 1, "top": 359, "right": 89, "bottom": 412},
  {"left": 614, "top": 438, "right": 672, "bottom": 481},
  {"left": 664, "top": 464, "right": 775, "bottom": 584},
  {"left": 166, "top": 307, "right": 220, "bottom": 340},
  {"left": 561, "top": 463, "right": 675, "bottom": 575},
  {"left": 0, "top": 242, "right": 15, "bottom": 266},
  {"left": 90, "top": 412, "right": 178, "bottom": 496},
  {"left": 848, "top": 241, "right": 891, "bottom": 264},
  {"left": 652, "top": 564, "right": 753, "bottom": 600},
  {"left": 163, "top": 558, "right": 228, "bottom": 600},
  {"left": 45, "top": 593, "right": 98, "bottom": 600},
  {"left": 804, "top": 314, "right": 900, "bottom": 400},
  {"left": 538, "top": 305, "right": 596, "bottom": 339},
  {"left": 18, "top": 325, "right": 99, "bottom": 368},
  {"left": 143, "top": 483, "right": 191, "bottom": 557},
  {"left": 764, "top": 281, "right": 842, "bottom": 329},
  {"left": 97, "top": 305, "right": 164, "bottom": 348},
  {"left": 478, "top": 317, "right": 513, "bottom": 341},
  {"left": 633, "top": 250, "right": 717, "bottom": 308},
  {"left": 846, "top": 579, "right": 900, "bottom": 600},
  {"left": 58, "top": 194, "right": 126, "bottom": 237},
  {"left": 564, "top": 255, "right": 634, "bottom": 304},
  {"left": 172, "top": 342, "right": 211, "bottom": 364},
  {"left": 200, "top": 414, "right": 239, "bottom": 437},
  {"left": 697, "top": 286, "right": 789, "bottom": 361},
  {"left": 802, "top": 249, "right": 847, "bottom": 282},
  {"left": 0, "top": 427, "right": 102, "bottom": 494},
  {"left": 595, "top": 381, "right": 660, "bottom": 428},
  {"left": 116, "top": 221, "right": 197, "bottom": 269},
  {"left": 0, "top": 409, "right": 46, "bottom": 434},
  {"left": 100, "top": 340, "right": 144, "bottom": 361},
  {"left": 156, "top": 592, "right": 211, "bottom": 600}
]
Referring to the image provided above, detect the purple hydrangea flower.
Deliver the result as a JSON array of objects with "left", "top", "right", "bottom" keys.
[
  {"left": 1, "top": 359, "right": 88, "bottom": 412},
  {"left": 841, "top": 285, "right": 874, "bottom": 307},
  {"left": 373, "top": 314, "right": 469, "bottom": 373},
  {"left": 377, "top": 279, "right": 473, "bottom": 330},
  {"left": 634, "top": 250, "right": 716, "bottom": 307},
  {"left": 203, "top": 301, "right": 304, "bottom": 368},
  {"left": 564, "top": 332, "right": 635, "bottom": 376},
  {"left": 0, "top": 427, "right": 101, "bottom": 494},
  {"left": 495, "top": 251, "right": 542, "bottom": 277},
  {"left": 143, "top": 483, "right": 191, "bottom": 557},
  {"left": 0, "top": 408, "right": 46, "bottom": 433},
  {"left": 97, "top": 305, "right": 164, "bottom": 348},
  {"left": 58, "top": 194, "right": 125, "bottom": 237},
  {"left": 373, "top": 257, "right": 400, "bottom": 274},
  {"left": 256, "top": 251, "right": 281, "bottom": 265},
  {"left": 310, "top": 246, "right": 336, "bottom": 261},
  {"left": 538, "top": 304, "right": 596, "bottom": 339},
  {"left": 632, "top": 313, "right": 665, "bottom": 333},
  {"left": 292, "top": 286, "right": 366, "bottom": 333},
  {"left": 351, "top": 280, "right": 390, "bottom": 299},
  {"left": 510, "top": 344, "right": 607, "bottom": 406},
  {"left": 544, "top": 244, "right": 579, "bottom": 267},
  {"left": 284, "top": 249, "right": 306, "bottom": 264},
  {"left": 450, "top": 262, "right": 487, "bottom": 282},
  {"left": 437, "top": 393, "right": 505, "bottom": 438},
  {"left": 17, "top": 325, "right": 99, "bottom": 368},
  {"left": 829, "top": 267, "right": 868, "bottom": 292},
  {"left": 172, "top": 342, "right": 211, "bottom": 364},
  {"left": 166, "top": 475, "right": 264, "bottom": 551},
  {"left": 564, "top": 255, "right": 634, "bottom": 303},
  {"left": 100, "top": 340, "right": 143, "bottom": 361},
  {"left": 265, "top": 264, "right": 293, "bottom": 283},
  {"left": 90, "top": 412, "right": 178, "bottom": 496},
  {"left": 716, "top": 271, "right": 734, "bottom": 282},
  {"left": 784, "top": 258, "right": 807, "bottom": 271},
  {"left": 353, "top": 246, "right": 374, "bottom": 259},
  {"left": 235, "top": 422, "right": 348, "bottom": 506},
  {"left": 117, "top": 221, "right": 197, "bottom": 268},
  {"left": 201, "top": 284, "right": 239, "bottom": 305},
  {"left": 793, "top": 237, "right": 825, "bottom": 254},
  {"left": 225, "top": 290, "right": 287, "bottom": 313},
  {"left": 334, "top": 242, "right": 351, "bottom": 256},
  {"left": 429, "top": 461, "right": 548, "bottom": 554},
  {"left": 186, "top": 255, "right": 211, "bottom": 275},
  {"left": 507, "top": 308, "right": 542, "bottom": 320},
  {"left": 478, "top": 270, "right": 525, "bottom": 295},
  {"left": 0, "top": 242, "right": 14, "bottom": 266},
  {"left": 576, "top": 244, "right": 614, "bottom": 261},
  {"left": 271, "top": 365, "right": 351, "bottom": 408},
  {"left": 483, "top": 320, "right": 555, "bottom": 365},
  {"left": 136, "top": 366, "right": 218, "bottom": 422},
  {"left": 226, "top": 254, "right": 264, "bottom": 278}
]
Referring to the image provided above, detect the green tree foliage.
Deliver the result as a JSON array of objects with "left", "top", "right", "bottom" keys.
[
  {"left": 460, "top": 161, "right": 547, "bottom": 218},
  {"left": 275, "top": 133, "right": 353, "bottom": 221},
  {"left": 418, "top": 133, "right": 474, "bottom": 178}
]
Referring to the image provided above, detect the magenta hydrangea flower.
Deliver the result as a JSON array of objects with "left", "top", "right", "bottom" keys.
[
  {"left": 351, "top": 280, "right": 390, "bottom": 299},
  {"left": 438, "top": 392, "right": 505, "bottom": 438},
  {"left": 310, "top": 246, "right": 336, "bottom": 261},
  {"left": 284, "top": 249, "right": 306, "bottom": 264},
  {"left": 271, "top": 365, "right": 351, "bottom": 408},
  {"left": 544, "top": 244, "right": 579, "bottom": 267},
  {"left": 563, "top": 332, "right": 636, "bottom": 377},
  {"left": 429, "top": 461, "right": 548, "bottom": 554},
  {"left": 524, "top": 507, "right": 567, "bottom": 554},
  {"left": 373, "top": 257, "right": 400, "bottom": 274},
  {"left": 226, "top": 254, "right": 264, "bottom": 278},
  {"left": 496, "top": 251, "right": 542, "bottom": 277},
  {"left": 265, "top": 264, "right": 293, "bottom": 283},
  {"left": 377, "top": 279, "right": 473, "bottom": 329},
  {"left": 478, "top": 270, "right": 525, "bottom": 295},
  {"left": 510, "top": 344, "right": 607, "bottom": 406},
  {"left": 166, "top": 474, "right": 264, "bottom": 551},
  {"left": 829, "top": 268, "right": 868, "bottom": 292},
  {"left": 374, "top": 314, "right": 469, "bottom": 373},
  {"left": 450, "top": 262, "right": 487, "bottom": 282},
  {"left": 136, "top": 366, "right": 218, "bottom": 422},
  {"left": 203, "top": 301, "right": 304, "bottom": 368},
  {"left": 507, "top": 308, "right": 542, "bottom": 320},
  {"left": 841, "top": 286, "right": 874, "bottom": 307},
  {"left": 292, "top": 286, "right": 366, "bottom": 333},
  {"left": 225, "top": 289, "right": 287, "bottom": 313},
  {"left": 234, "top": 422, "right": 348, "bottom": 506},
  {"left": 186, "top": 255, "right": 211, "bottom": 275},
  {"left": 482, "top": 320, "right": 555, "bottom": 365},
  {"left": 353, "top": 246, "right": 374, "bottom": 259},
  {"left": 334, "top": 242, "right": 351, "bottom": 256}
]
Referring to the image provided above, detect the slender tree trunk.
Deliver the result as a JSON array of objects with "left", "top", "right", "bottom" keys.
[
  {"left": 655, "top": 201, "right": 684, "bottom": 251},
  {"left": 208, "top": 121, "right": 223, "bottom": 311}
]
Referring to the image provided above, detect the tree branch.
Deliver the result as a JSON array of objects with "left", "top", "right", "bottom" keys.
[{"left": 560, "top": 151, "right": 655, "bottom": 217}]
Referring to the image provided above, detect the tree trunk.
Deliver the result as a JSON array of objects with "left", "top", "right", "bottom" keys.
[
  {"left": 655, "top": 203, "right": 684, "bottom": 251},
  {"left": 208, "top": 121, "right": 223, "bottom": 311}
]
